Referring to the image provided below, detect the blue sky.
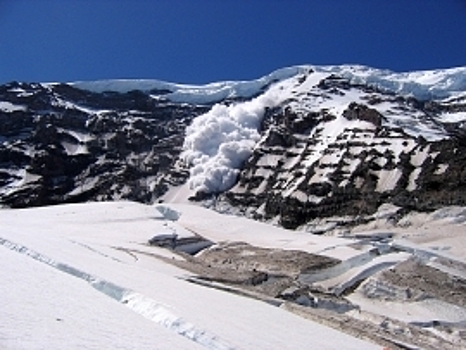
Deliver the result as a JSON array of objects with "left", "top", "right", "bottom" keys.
[{"left": 0, "top": 0, "right": 465, "bottom": 84}]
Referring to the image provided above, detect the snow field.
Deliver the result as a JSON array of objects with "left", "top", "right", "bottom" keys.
[
  {"left": 0, "top": 201, "right": 379, "bottom": 349},
  {"left": 71, "top": 64, "right": 466, "bottom": 101},
  {"left": 0, "top": 101, "right": 27, "bottom": 112},
  {"left": 0, "top": 244, "right": 203, "bottom": 350}
]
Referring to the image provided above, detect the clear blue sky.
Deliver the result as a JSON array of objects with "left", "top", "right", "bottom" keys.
[{"left": 1, "top": 0, "right": 465, "bottom": 84}]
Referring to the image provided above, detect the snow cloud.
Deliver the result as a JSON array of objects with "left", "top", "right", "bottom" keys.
[{"left": 181, "top": 85, "right": 287, "bottom": 194}]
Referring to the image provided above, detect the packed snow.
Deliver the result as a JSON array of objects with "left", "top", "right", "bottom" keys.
[
  {"left": 0, "top": 101, "right": 27, "bottom": 112},
  {"left": 2, "top": 200, "right": 465, "bottom": 348},
  {"left": 0, "top": 246, "right": 205, "bottom": 350},
  {"left": 70, "top": 64, "right": 466, "bottom": 102},
  {"left": 0, "top": 201, "right": 379, "bottom": 350}
]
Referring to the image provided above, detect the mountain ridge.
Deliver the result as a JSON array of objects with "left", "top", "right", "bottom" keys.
[
  {"left": 67, "top": 64, "right": 466, "bottom": 101},
  {"left": 2, "top": 64, "right": 466, "bottom": 350},
  {"left": 1, "top": 64, "right": 465, "bottom": 230}
]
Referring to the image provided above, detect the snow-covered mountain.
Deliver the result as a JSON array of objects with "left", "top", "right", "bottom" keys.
[
  {"left": 2, "top": 65, "right": 466, "bottom": 349},
  {"left": 1, "top": 65, "right": 465, "bottom": 229}
]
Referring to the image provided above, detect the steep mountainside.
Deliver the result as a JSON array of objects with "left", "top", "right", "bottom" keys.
[
  {"left": 0, "top": 83, "right": 208, "bottom": 207},
  {"left": 223, "top": 70, "right": 466, "bottom": 228},
  {"left": 1, "top": 65, "right": 465, "bottom": 229}
]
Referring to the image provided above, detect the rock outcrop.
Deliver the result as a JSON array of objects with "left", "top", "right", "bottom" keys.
[
  {"left": 222, "top": 73, "right": 466, "bottom": 228},
  {"left": 1, "top": 67, "right": 465, "bottom": 230},
  {"left": 0, "top": 82, "right": 208, "bottom": 207}
]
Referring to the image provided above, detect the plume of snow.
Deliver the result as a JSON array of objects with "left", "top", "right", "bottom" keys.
[
  {"left": 181, "top": 79, "right": 293, "bottom": 194},
  {"left": 179, "top": 64, "right": 466, "bottom": 195}
]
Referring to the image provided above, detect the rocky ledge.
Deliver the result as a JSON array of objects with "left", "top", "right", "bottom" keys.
[
  {"left": 221, "top": 74, "right": 466, "bottom": 228},
  {"left": 0, "top": 82, "right": 209, "bottom": 207}
]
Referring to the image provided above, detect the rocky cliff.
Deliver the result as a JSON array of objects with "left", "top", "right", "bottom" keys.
[
  {"left": 223, "top": 72, "right": 466, "bottom": 228},
  {"left": 1, "top": 66, "right": 465, "bottom": 229},
  {"left": 0, "top": 82, "right": 208, "bottom": 207}
]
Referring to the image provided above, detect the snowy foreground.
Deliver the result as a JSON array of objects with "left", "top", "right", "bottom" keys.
[
  {"left": 1, "top": 201, "right": 465, "bottom": 349},
  {"left": 0, "top": 201, "right": 378, "bottom": 350}
]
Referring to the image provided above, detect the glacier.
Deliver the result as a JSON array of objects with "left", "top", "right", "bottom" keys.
[{"left": 70, "top": 64, "right": 466, "bottom": 103}]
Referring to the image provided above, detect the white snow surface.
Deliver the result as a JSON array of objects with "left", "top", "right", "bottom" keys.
[
  {"left": 315, "top": 64, "right": 466, "bottom": 100},
  {"left": 70, "top": 66, "right": 303, "bottom": 104},
  {"left": 70, "top": 64, "right": 466, "bottom": 102},
  {"left": 0, "top": 101, "right": 27, "bottom": 112},
  {"left": 0, "top": 201, "right": 378, "bottom": 350},
  {"left": 437, "top": 111, "right": 466, "bottom": 123}
]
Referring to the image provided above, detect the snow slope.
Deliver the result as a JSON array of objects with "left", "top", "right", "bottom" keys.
[
  {"left": 70, "top": 65, "right": 466, "bottom": 102},
  {"left": 69, "top": 66, "right": 302, "bottom": 104},
  {"left": 178, "top": 65, "right": 466, "bottom": 194},
  {"left": 0, "top": 201, "right": 378, "bottom": 350}
]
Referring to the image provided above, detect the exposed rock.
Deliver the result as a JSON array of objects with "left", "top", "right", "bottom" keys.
[
  {"left": 0, "top": 82, "right": 209, "bottom": 207},
  {"left": 1, "top": 70, "right": 466, "bottom": 230},
  {"left": 343, "top": 102, "right": 383, "bottom": 128},
  {"left": 223, "top": 75, "right": 466, "bottom": 228}
]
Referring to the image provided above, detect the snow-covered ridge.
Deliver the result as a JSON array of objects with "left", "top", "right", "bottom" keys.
[
  {"left": 314, "top": 65, "right": 466, "bottom": 100},
  {"left": 69, "top": 66, "right": 303, "bottom": 104},
  {"left": 178, "top": 65, "right": 466, "bottom": 195},
  {"left": 69, "top": 64, "right": 466, "bottom": 103}
]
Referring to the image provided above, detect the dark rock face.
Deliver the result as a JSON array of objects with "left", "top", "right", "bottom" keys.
[
  {"left": 1, "top": 73, "right": 465, "bottom": 231},
  {"left": 342, "top": 102, "right": 383, "bottom": 128},
  {"left": 0, "top": 82, "right": 208, "bottom": 207},
  {"left": 222, "top": 76, "right": 466, "bottom": 229}
]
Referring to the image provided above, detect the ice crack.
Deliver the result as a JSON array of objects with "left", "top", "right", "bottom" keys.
[{"left": 0, "top": 237, "right": 236, "bottom": 350}]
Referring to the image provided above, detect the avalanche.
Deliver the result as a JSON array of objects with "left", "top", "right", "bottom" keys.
[
  {"left": 177, "top": 65, "right": 466, "bottom": 195},
  {"left": 180, "top": 72, "right": 330, "bottom": 194}
]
